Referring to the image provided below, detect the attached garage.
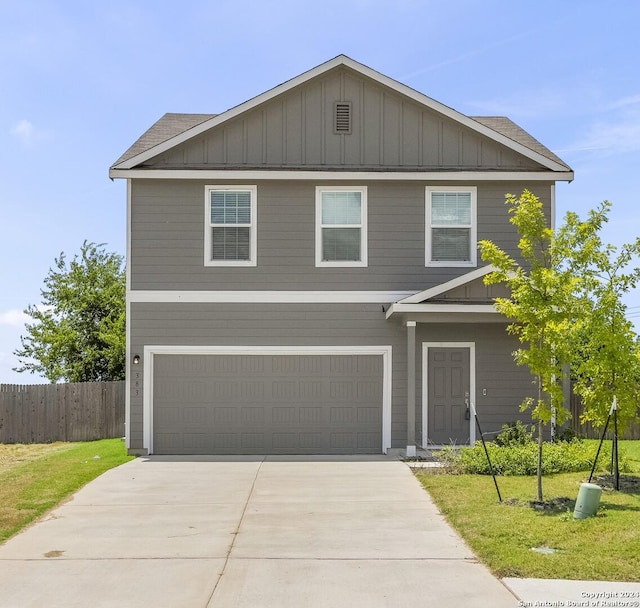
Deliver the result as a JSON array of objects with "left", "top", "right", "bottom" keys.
[{"left": 143, "top": 346, "right": 392, "bottom": 455}]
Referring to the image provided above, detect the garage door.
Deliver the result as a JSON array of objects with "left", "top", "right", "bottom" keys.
[{"left": 152, "top": 354, "right": 383, "bottom": 454}]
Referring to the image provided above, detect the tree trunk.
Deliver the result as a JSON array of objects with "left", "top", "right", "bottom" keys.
[
  {"left": 536, "top": 372, "right": 544, "bottom": 502},
  {"left": 537, "top": 420, "right": 544, "bottom": 502}
]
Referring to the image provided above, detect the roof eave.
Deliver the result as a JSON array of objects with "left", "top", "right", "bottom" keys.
[{"left": 108, "top": 167, "right": 574, "bottom": 181}]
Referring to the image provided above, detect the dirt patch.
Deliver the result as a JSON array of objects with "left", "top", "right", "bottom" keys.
[
  {"left": 44, "top": 550, "right": 65, "bottom": 558},
  {"left": 0, "top": 443, "right": 73, "bottom": 475},
  {"left": 591, "top": 474, "right": 640, "bottom": 493},
  {"left": 501, "top": 496, "right": 575, "bottom": 514}
]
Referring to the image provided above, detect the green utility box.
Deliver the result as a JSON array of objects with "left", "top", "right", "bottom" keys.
[{"left": 573, "top": 482, "right": 602, "bottom": 519}]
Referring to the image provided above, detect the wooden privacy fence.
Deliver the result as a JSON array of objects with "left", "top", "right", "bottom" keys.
[
  {"left": 570, "top": 392, "right": 640, "bottom": 440},
  {"left": 0, "top": 381, "right": 125, "bottom": 444}
]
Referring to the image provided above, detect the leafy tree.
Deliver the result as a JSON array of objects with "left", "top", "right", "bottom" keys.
[
  {"left": 14, "top": 241, "right": 125, "bottom": 383},
  {"left": 562, "top": 202, "right": 640, "bottom": 431},
  {"left": 479, "top": 190, "right": 582, "bottom": 501},
  {"left": 480, "top": 192, "right": 640, "bottom": 500}
]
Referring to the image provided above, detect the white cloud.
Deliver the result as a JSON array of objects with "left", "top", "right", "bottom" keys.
[
  {"left": 10, "top": 119, "right": 52, "bottom": 147},
  {"left": 0, "top": 309, "right": 29, "bottom": 328},
  {"left": 466, "top": 89, "right": 572, "bottom": 120},
  {"left": 560, "top": 98, "right": 640, "bottom": 157},
  {"left": 11, "top": 119, "right": 36, "bottom": 145},
  {"left": 606, "top": 94, "right": 640, "bottom": 111}
]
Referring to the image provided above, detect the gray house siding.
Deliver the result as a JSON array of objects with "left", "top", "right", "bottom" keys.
[
  {"left": 128, "top": 302, "right": 531, "bottom": 453},
  {"left": 129, "top": 179, "right": 553, "bottom": 291},
  {"left": 145, "top": 67, "right": 541, "bottom": 171},
  {"left": 115, "top": 56, "right": 571, "bottom": 455},
  {"left": 414, "top": 323, "right": 535, "bottom": 444},
  {"left": 129, "top": 303, "right": 407, "bottom": 452}
]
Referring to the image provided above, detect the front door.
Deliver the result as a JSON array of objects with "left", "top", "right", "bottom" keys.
[{"left": 427, "top": 347, "right": 470, "bottom": 445}]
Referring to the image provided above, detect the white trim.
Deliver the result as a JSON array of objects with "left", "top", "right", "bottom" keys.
[
  {"left": 386, "top": 303, "right": 498, "bottom": 320},
  {"left": 112, "top": 55, "right": 569, "bottom": 173},
  {"left": 142, "top": 344, "right": 393, "bottom": 455},
  {"left": 315, "top": 186, "right": 368, "bottom": 267},
  {"left": 125, "top": 179, "right": 132, "bottom": 449},
  {"left": 204, "top": 185, "right": 257, "bottom": 266},
  {"left": 550, "top": 183, "right": 556, "bottom": 230},
  {"left": 422, "top": 342, "right": 476, "bottom": 447},
  {"left": 129, "top": 290, "right": 415, "bottom": 303},
  {"left": 425, "top": 186, "right": 477, "bottom": 268},
  {"left": 399, "top": 265, "right": 497, "bottom": 304},
  {"left": 109, "top": 168, "right": 574, "bottom": 182}
]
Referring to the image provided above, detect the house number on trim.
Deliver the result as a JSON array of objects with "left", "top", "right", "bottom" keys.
[{"left": 134, "top": 371, "right": 140, "bottom": 397}]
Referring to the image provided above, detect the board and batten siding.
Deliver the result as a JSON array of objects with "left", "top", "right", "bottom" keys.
[
  {"left": 129, "top": 179, "right": 553, "bottom": 292},
  {"left": 145, "top": 67, "right": 541, "bottom": 171}
]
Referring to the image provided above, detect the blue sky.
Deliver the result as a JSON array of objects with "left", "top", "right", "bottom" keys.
[{"left": 1, "top": 0, "right": 639, "bottom": 383}]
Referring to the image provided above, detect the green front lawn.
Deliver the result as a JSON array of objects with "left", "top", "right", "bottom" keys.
[
  {"left": 0, "top": 439, "right": 134, "bottom": 544},
  {"left": 415, "top": 440, "right": 640, "bottom": 581}
]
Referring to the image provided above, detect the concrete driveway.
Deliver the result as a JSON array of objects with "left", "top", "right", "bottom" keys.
[{"left": 0, "top": 456, "right": 518, "bottom": 608}]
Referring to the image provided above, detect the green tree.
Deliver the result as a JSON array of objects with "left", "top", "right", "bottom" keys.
[
  {"left": 479, "top": 190, "right": 581, "bottom": 501},
  {"left": 14, "top": 241, "right": 125, "bottom": 383},
  {"left": 562, "top": 202, "right": 640, "bottom": 431}
]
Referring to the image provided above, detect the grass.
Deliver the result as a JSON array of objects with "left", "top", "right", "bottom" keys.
[
  {"left": 0, "top": 439, "right": 134, "bottom": 544},
  {"left": 415, "top": 440, "right": 640, "bottom": 581}
]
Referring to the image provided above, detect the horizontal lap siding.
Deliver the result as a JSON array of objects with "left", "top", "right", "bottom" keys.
[
  {"left": 415, "top": 324, "right": 534, "bottom": 442},
  {"left": 129, "top": 303, "right": 408, "bottom": 451},
  {"left": 130, "top": 180, "right": 552, "bottom": 291},
  {"left": 128, "top": 303, "right": 533, "bottom": 452}
]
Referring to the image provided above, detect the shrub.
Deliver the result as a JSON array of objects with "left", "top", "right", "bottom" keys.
[
  {"left": 493, "top": 420, "right": 535, "bottom": 447},
  {"left": 554, "top": 427, "right": 582, "bottom": 442},
  {"left": 436, "top": 440, "right": 629, "bottom": 476}
]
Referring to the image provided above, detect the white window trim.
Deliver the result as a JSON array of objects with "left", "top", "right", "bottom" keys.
[
  {"left": 315, "top": 186, "right": 368, "bottom": 268},
  {"left": 204, "top": 185, "right": 257, "bottom": 267},
  {"left": 425, "top": 186, "right": 477, "bottom": 268}
]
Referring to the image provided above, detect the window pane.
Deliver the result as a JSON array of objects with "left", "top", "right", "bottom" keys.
[
  {"left": 431, "top": 192, "right": 471, "bottom": 225},
  {"left": 211, "top": 227, "right": 250, "bottom": 260},
  {"left": 321, "top": 191, "right": 362, "bottom": 225},
  {"left": 432, "top": 228, "right": 470, "bottom": 261},
  {"left": 322, "top": 228, "right": 361, "bottom": 261},
  {"left": 211, "top": 191, "right": 251, "bottom": 224}
]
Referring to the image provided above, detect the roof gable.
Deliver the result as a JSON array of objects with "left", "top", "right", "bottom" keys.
[
  {"left": 398, "top": 265, "right": 508, "bottom": 304},
  {"left": 111, "top": 55, "right": 571, "bottom": 175}
]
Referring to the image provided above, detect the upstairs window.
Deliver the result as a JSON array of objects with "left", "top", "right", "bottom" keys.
[
  {"left": 316, "top": 187, "right": 367, "bottom": 267},
  {"left": 426, "top": 186, "right": 477, "bottom": 267},
  {"left": 205, "top": 186, "right": 257, "bottom": 266}
]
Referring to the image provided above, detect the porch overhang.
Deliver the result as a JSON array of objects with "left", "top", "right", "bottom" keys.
[{"left": 385, "top": 303, "right": 504, "bottom": 323}]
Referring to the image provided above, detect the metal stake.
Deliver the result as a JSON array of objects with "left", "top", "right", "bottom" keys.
[{"left": 471, "top": 402, "right": 502, "bottom": 502}]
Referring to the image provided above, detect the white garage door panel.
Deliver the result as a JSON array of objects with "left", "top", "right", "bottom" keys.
[{"left": 152, "top": 354, "right": 383, "bottom": 454}]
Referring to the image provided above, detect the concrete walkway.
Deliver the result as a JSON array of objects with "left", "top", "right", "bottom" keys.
[{"left": 0, "top": 456, "right": 519, "bottom": 608}]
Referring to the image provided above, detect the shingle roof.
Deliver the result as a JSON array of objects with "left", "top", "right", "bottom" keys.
[
  {"left": 111, "top": 113, "right": 216, "bottom": 167},
  {"left": 470, "top": 116, "right": 570, "bottom": 171}
]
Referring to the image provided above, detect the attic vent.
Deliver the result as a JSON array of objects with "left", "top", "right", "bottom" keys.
[{"left": 335, "top": 102, "right": 352, "bottom": 134}]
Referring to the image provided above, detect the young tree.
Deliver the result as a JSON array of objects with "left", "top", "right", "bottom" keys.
[
  {"left": 562, "top": 202, "right": 640, "bottom": 431},
  {"left": 479, "top": 190, "right": 581, "bottom": 501},
  {"left": 14, "top": 241, "right": 125, "bottom": 383}
]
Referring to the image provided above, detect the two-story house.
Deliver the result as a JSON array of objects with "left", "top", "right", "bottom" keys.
[{"left": 109, "top": 55, "right": 573, "bottom": 456}]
